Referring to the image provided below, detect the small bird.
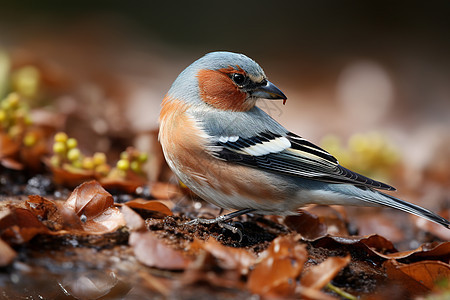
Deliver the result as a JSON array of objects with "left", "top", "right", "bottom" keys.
[{"left": 159, "top": 51, "right": 450, "bottom": 231}]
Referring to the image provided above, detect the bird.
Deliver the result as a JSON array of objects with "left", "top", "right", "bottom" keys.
[{"left": 159, "top": 51, "right": 450, "bottom": 233}]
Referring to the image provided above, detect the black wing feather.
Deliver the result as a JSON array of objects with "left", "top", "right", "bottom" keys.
[{"left": 215, "top": 131, "right": 396, "bottom": 191}]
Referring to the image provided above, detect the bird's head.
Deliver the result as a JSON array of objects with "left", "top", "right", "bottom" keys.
[{"left": 167, "top": 51, "right": 287, "bottom": 111}]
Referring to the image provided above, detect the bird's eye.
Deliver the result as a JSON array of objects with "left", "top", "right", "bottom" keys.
[{"left": 231, "top": 73, "right": 246, "bottom": 86}]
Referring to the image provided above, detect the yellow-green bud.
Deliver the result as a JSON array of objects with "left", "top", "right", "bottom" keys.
[
  {"left": 24, "top": 115, "right": 33, "bottom": 125},
  {"left": 6, "top": 93, "right": 20, "bottom": 108},
  {"left": 8, "top": 125, "right": 22, "bottom": 138},
  {"left": 50, "top": 155, "right": 61, "bottom": 167},
  {"left": 72, "top": 160, "right": 82, "bottom": 169},
  {"left": 120, "top": 151, "right": 129, "bottom": 160},
  {"left": 0, "top": 110, "right": 6, "bottom": 122},
  {"left": 67, "top": 148, "right": 81, "bottom": 161},
  {"left": 130, "top": 160, "right": 140, "bottom": 173},
  {"left": 53, "top": 141, "right": 66, "bottom": 154},
  {"left": 117, "top": 159, "right": 129, "bottom": 171},
  {"left": 93, "top": 152, "right": 107, "bottom": 166},
  {"left": 82, "top": 157, "right": 95, "bottom": 170},
  {"left": 137, "top": 152, "right": 148, "bottom": 163},
  {"left": 95, "top": 164, "right": 111, "bottom": 176},
  {"left": 23, "top": 133, "right": 37, "bottom": 147},
  {"left": 66, "top": 138, "right": 78, "bottom": 149},
  {"left": 54, "top": 132, "right": 68, "bottom": 143}
]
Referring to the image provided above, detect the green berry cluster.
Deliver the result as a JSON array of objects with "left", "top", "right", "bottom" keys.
[
  {"left": 51, "top": 132, "right": 110, "bottom": 175},
  {"left": 50, "top": 132, "right": 149, "bottom": 179},
  {"left": 116, "top": 148, "right": 148, "bottom": 175},
  {"left": 0, "top": 93, "right": 32, "bottom": 140}
]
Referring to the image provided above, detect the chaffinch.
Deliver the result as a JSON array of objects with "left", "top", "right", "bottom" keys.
[{"left": 159, "top": 51, "right": 449, "bottom": 230}]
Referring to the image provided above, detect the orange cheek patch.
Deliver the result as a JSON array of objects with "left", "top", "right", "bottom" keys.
[{"left": 197, "top": 69, "right": 248, "bottom": 111}]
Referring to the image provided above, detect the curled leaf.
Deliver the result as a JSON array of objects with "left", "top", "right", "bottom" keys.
[
  {"left": 129, "top": 231, "right": 190, "bottom": 270},
  {"left": 300, "top": 255, "right": 351, "bottom": 290},
  {"left": 247, "top": 235, "right": 307, "bottom": 296},
  {"left": 384, "top": 259, "right": 450, "bottom": 292},
  {"left": 64, "top": 181, "right": 125, "bottom": 234},
  {"left": 124, "top": 199, "right": 172, "bottom": 217},
  {"left": 65, "top": 180, "right": 113, "bottom": 219},
  {"left": 199, "top": 237, "right": 256, "bottom": 274}
]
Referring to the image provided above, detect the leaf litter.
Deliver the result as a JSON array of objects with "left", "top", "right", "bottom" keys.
[{"left": 0, "top": 50, "right": 449, "bottom": 299}]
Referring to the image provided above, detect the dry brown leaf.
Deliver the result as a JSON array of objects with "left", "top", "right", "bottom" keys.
[
  {"left": 384, "top": 259, "right": 449, "bottom": 295},
  {"left": 121, "top": 204, "right": 145, "bottom": 231},
  {"left": 306, "top": 205, "right": 349, "bottom": 236},
  {"left": 124, "top": 198, "right": 172, "bottom": 217},
  {"left": 49, "top": 163, "right": 97, "bottom": 188},
  {"left": 0, "top": 133, "right": 20, "bottom": 158},
  {"left": 81, "top": 206, "right": 125, "bottom": 234},
  {"left": 149, "top": 182, "right": 180, "bottom": 200},
  {"left": 301, "top": 255, "right": 351, "bottom": 290},
  {"left": 414, "top": 213, "right": 450, "bottom": 241},
  {"left": 129, "top": 231, "right": 190, "bottom": 270},
  {"left": 0, "top": 157, "right": 23, "bottom": 170},
  {"left": 247, "top": 235, "right": 307, "bottom": 296},
  {"left": 199, "top": 237, "right": 256, "bottom": 274},
  {"left": 285, "top": 210, "right": 327, "bottom": 240},
  {"left": 100, "top": 176, "right": 146, "bottom": 194},
  {"left": 65, "top": 180, "right": 114, "bottom": 219},
  {"left": 378, "top": 241, "right": 450, "bottom": 261},
  {"left": 0, "top": 238, "right": 17, "bottom": 266},
  {"left": 26, "top": 195, "right": 66, "bottom": 231},
  {"left": 312, "top": 234, "right": 398, "bottom": 259},
  {"left": 0, "top": 207, "right": 49, "bottom": 243},
  {"left": 64, "top": 181, "right": 125, "bottom": 234}
]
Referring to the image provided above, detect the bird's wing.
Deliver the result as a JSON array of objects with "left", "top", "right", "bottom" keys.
[{"left": 212, "top": 131, "right": 396, "bottom": 191}]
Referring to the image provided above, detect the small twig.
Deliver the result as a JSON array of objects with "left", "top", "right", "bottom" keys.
[{"left": 326, "top": 282, "right": 357, "bottom": 300}]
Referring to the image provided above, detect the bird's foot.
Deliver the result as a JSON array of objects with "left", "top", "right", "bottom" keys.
[{"left": 184, "top": 208, "right": 255, "bottom": 242}]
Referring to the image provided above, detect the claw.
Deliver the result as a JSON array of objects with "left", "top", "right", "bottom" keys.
[{"left": 183, "top": 208, "right": 254, "bottom": 242}]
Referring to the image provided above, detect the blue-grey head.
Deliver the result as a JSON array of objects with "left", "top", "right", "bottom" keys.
[{"left": 167, "top": 51, "right": 287, "bottom": 111}]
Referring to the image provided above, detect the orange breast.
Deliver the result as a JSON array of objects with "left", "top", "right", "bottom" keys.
[{"left": 159, "top": 97, "right": 286, "bottom": 204}]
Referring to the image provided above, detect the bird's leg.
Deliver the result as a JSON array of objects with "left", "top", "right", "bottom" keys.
[{"left": 184, "top": 208, "right": 255, "bottom": 241}]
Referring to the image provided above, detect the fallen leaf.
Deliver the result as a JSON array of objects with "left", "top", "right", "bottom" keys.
[
  {"left": 65, "top": 180, "right": 113, "bottom": 219},
  {"left": 306, "top": 205, "right": 349, "bottom": 236},
  {"left": 285, "top": 210, "right": 327, "bottom": 240},
  {"left": 378, "top": 241, "right": 450, "bottom": 262},
  {"left": 100, "top": 176, "right": 145, "bottom": 194},
  {"left": 384, "top": 259, "right": 449, "bottom": 293},
  {"left": 121, "top": 205, "right": 145, "bottom": 231},
  {"left": 26, "top": 195, "right": 65, "bottom": 231},
  {"left": 0, "top": 207, "right": 49, "bottom": 243},
  {"left": 0, "top": 238, "right": 17, "bottom": 266},
  {"left": 49, "top": 163, "right": 97, "bottom": 188},
  {"left": 414, "top": 212, "right": 450, "bottom": 241},
  {"left": 312, "top": 234, "right": 398, "bottom": 259},
  {"left": 124, "top": 198, "right": 172, "bottom": 217},
  {"left": 64, "top": 181, "right": 125, "bottom": 234},
  {"left": 82, "top": 206, "right": 126, "bottom": 234},
  {"left": 0, "top": 133, "right": 20, "bottom": 158},
  {"left": 247, "top": 234, "right": 307, "bottom": 296},
  {"left": 199, "top": 237, "right": 255, "bottom": 274},
  {"left": 129, "top": 231, "right": 190, "bottom": 270},
  {"left": 300, "top": 255, "right": 351, "bottom": 290},
  {"left": 149, "top": 182, "right": 180, "bottom": 200}
]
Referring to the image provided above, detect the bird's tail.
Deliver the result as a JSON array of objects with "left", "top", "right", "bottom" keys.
[{"left": 365, "top": 191, "right": 450, "bottom": 229}]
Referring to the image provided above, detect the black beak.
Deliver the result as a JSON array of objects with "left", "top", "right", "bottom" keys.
[{"left": 251, "top": 80, "right": 287, "bottom": 101}]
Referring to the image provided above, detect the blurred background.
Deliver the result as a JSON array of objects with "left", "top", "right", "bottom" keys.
[{"left": 1, "top": 1, "right": 449, "bottom": 238}]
